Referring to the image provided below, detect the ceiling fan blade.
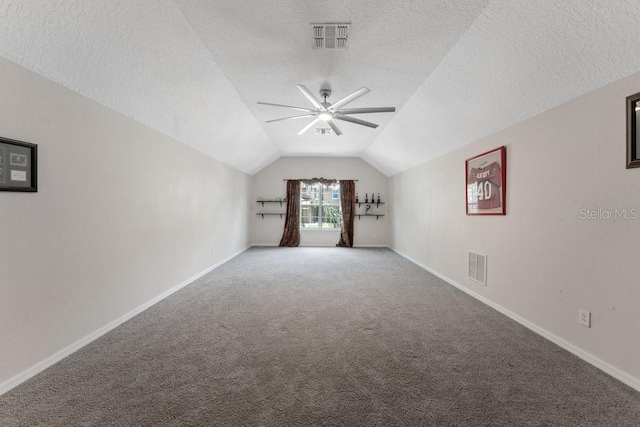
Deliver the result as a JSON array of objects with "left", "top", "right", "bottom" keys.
[
  {"left": 334, "top": 114, "right": 379, "bottom": 129},
  {"left": 298, "top": 117, "right": 321, "bottom": 135},
  {"left": 329, "top": 87, "right": 371, "bottom": 111},
  {"left": 257, "top": 102, "right": 316, "bottom": 113},
  {"left": 327, "top": 119, "right": 343, "bottom": 136},
  {"left": 265, "top": 114, "right": 316, "bottom": 123},
  {"left": 335, "top": 107, "right": 395, "bottom": 114},
  {"left": 296, "top": 84, "right": 325, "bottom": 110}
]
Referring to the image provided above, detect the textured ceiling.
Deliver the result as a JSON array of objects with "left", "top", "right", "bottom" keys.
[{"left": 1, "top": 1, "right": 640, "bottom": 175}]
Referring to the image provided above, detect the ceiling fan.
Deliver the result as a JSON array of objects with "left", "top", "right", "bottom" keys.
[{"left": 257, "top": 84, "right": 395, "bottom": 136}]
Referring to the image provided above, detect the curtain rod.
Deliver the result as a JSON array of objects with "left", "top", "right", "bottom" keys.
[{"left": 282, "top": 179, "right": 359, "bottom": 181}]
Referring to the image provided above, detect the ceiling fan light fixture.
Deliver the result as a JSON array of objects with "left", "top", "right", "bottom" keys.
[{"left": 258, "top": 84, "right": 395, "bottom": 136}]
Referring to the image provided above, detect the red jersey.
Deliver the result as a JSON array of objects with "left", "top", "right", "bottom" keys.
[{"left": 468, "top": 162, "right": 502, "bottom": 210}]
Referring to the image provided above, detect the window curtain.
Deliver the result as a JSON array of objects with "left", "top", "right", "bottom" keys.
[
  {"left": 337, "top": 180, "right": 355, "bottom": 247},
  {"left": 279, "top": 180, "right": 301, "bottom": 247}
]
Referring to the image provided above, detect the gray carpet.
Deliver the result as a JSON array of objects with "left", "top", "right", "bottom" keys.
[{"left": 1, "top": 247, "right": 639, "bottom": 426}]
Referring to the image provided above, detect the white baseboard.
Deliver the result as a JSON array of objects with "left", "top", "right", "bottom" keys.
[
  {"left": 391, "top": 247, "right": 640, "bottom": 393},
  {"left": 250, "top": 244, "right": 391, "bottom": 248},
  {"left": 0, "top": 246, "right": 249, "bottom": 397}
]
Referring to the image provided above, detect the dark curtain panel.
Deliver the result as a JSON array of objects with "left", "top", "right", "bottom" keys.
[
  {"left": 279, "top": 180, "right": 301, "bottom": 247},
  {"left": 337, "top": 180, "right": 355, "bottom": 247}
]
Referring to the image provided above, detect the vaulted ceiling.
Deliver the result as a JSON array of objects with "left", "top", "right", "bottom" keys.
[{"left": 1, "top": 1, "right": 640, "bottom": 175}]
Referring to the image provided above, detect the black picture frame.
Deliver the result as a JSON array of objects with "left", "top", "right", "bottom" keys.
[
  {"left": 0, "top": 136, "right": 38, "bottom": 192},
  {"left": 626, "top": 91, "right": 640, "bottom": 169}
]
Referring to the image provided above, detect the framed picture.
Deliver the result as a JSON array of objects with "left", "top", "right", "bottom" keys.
[
  {"left": 626, "top": 91, "right": 640, "bottom": 169},
  {"left": 466, "top": 146, "right": 506, "bottom": 215},
  {"left": 0, "top": 136, "right": 38, "bottom": 192}
]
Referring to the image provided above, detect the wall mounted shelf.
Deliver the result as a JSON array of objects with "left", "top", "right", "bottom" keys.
[
  {"left": 356, "top": 214, "right": 385, "bottom": 220},
  {"left": 257, "top": 200, "right": 286, "bottom": 207},
  {"left": 355, "top": 201, "right": 385, "bottom": 208},
  {"left": 256, "top": 213, "right": 285, "bottom": 219},
  {"left": 256, "top": 199, "right": 286, "bottom": 219},
  {"left": 355, "top": 199, "right": 385, "bottom": 220}
]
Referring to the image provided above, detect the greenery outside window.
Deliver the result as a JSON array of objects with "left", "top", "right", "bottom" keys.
[{"left": 300, "top": 182, "right": 341, "bottom": 229}]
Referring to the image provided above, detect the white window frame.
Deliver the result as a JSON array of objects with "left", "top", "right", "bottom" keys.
[{"left": 300, "top": 182, "right": 342, "bottom": 230}]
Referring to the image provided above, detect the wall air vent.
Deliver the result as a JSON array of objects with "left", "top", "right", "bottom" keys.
[
  {"left": 311, "top": 23, "right": 350, "bottom": 49},
  {"left": 468, "top": 252, "right": 487, "bottom": 285}
]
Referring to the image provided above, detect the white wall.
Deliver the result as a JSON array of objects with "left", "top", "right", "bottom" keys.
[
  {"left": 389, "top": 70, "right": 640, "bottom": 386},
  {"left": 0, "top": 57, "right": 251, "bottom": 390},
  {"left": 251, "top": 157, "right": 389, "bottom": 247}
]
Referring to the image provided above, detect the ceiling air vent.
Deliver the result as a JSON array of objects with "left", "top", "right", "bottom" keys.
[
  {"left": 311, "top": 23, "right": 350, "bottom": 49},
  {"left": 468, "top": 252, "right": 487, "bottom": 286},
  {"left": 314, "top": 128, "right": 332, "bottom": 135}
]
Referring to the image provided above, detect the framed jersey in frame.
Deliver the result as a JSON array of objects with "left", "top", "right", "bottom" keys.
[{"left": 465, "top": 146, "right": 506, "bottom": 215}]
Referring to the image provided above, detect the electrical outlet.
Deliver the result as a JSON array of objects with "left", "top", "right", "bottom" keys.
[{"left": 579, "top": 309, "right": 591, "bottom": 328}]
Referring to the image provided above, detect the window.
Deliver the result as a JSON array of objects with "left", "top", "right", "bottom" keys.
[{"left": 300, "top": 182, "right": 341, "bottom": 229}]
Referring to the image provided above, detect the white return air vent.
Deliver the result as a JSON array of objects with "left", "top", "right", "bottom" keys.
[
  {"left": 468, "top": 252, "right": 487, "bottom": 285},
  {"left": 311, "top": 23, "right": 350, "bottom": 49}
]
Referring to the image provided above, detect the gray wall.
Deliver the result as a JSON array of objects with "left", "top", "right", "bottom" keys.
[
  {"left": 389, "top": 70, "right": 640, "bottom": 386},
  {"left": 0, "top": 57, "right": 251, "bottom": 388}
]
